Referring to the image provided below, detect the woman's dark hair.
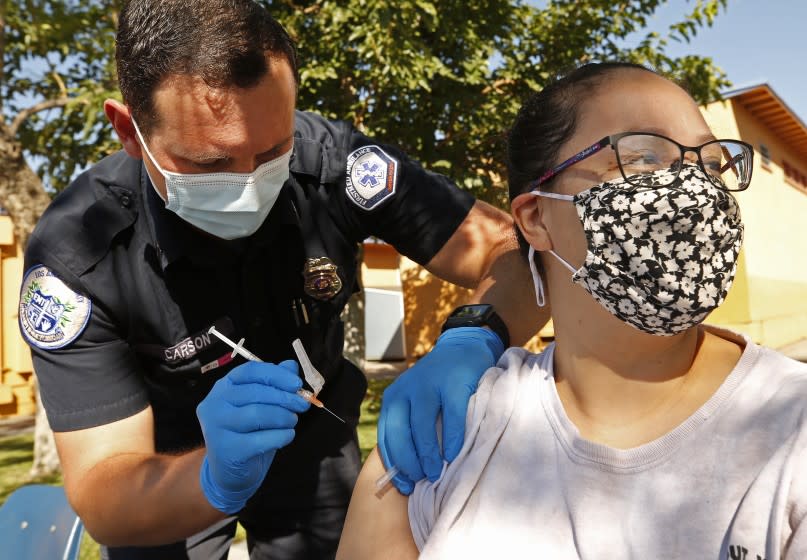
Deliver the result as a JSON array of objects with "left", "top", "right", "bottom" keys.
[
  {"left": 506, "top": 62, "right": 658, "bottom": 265},
  {"left": 117, "top": 0, "right": 299, "bottom": 135}
]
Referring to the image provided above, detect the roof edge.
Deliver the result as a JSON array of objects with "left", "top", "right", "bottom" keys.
[{"left": 720, "top": 83, "right": 807, "bottom": 137}]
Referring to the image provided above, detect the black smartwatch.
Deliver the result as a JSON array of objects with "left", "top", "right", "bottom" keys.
[{"left": 440, "top": 304, "right": 510, "bottom": 348}]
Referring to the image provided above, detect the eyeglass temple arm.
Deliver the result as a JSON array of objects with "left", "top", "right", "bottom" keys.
[{"left": 530, "top": 137, "right": 611, "bottom": 189}]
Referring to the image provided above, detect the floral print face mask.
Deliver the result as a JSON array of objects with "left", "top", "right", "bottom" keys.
[{"left": 528, "top": 165, "right": 744, "bottom": 336}]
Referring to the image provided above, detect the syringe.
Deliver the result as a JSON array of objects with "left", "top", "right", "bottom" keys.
[{"left": 208, "top": 326, "right": 345, "bottom": 423}]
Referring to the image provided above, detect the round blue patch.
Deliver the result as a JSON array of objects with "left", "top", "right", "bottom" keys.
[{"left": 19, "top": 265, "right": 92, "bottom": 350}]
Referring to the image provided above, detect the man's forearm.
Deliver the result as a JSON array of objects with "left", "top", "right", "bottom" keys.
[{"left": 69, "top": 447, "right": 226, "bottom": 546}]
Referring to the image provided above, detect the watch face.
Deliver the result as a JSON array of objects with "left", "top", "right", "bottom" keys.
[{"left": 454, "top": 304, "right": 491, "bottom": 319}]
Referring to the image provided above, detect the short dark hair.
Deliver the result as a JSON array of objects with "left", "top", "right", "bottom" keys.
[
  {"left": 116, "top": 0, "right": 299, "bottom": 135},
  {"left": 506, "top": 62, "right": 657, "bottom": 266}
]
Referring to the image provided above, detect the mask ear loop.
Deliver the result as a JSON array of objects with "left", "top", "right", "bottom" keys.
[
  {"left": 130, "top": 117, "right": 171, "bottom": 203},
  {"left": 528, "top": 246, "right": 546, "bottom": 308},
  {"left": 548, "top": 249, "right": 578, "bottom": 274},
  {"left": 525, "top": 190, "right": 564, "bottom": 309},
  {"left": 525, "top": 190, "right": 581, "bottom": 309},
  {"left": 131, "top": 117, "right": 166, "bottom": 175}
]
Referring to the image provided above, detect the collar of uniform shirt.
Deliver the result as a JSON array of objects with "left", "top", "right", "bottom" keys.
[{"left": 140, "top": 164, "right": 298, "bottom": 269}]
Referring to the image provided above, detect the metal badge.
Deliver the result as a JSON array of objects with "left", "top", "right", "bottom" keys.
[{"left": 302, "top": 257, "right": 342, "bottom": 300}]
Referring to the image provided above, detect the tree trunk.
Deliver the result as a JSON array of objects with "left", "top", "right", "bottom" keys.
[
  {"left": 0, "top": 123, "right": 60, "bottom": 477},
  {"left": 0, "top": 123, "right": 52, "bottom": 247},
  {"left": 30, "top": 376, "right": 61, "bottom": 477}
]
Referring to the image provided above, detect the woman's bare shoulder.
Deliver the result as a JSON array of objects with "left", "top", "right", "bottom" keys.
[{"left": 336, "top": 448, "right": 420, "bottom": 560}]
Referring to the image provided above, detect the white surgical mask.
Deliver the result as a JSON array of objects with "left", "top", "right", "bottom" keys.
[{"left": 132, "top": 118, "right": 292, "bottom": 240}]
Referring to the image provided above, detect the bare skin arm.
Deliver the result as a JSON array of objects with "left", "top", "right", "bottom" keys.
[
  {"left": 336, "top": 448, "right": 419, "bottom": 560},
  {"left": 424, "top": 200, "right": 548, "bottom": 345},
  {"left": 55, "top": 406, "right": 226, "bottom": 546}
]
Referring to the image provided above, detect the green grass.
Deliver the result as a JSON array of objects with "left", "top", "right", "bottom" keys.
[
  {"left": 0, "top": 433, "right": 99, "bottom": 559},
  {"left": 0, "top": 376, "right": 392, "bottom": 558},
  {"left": 357, "top": 377, "right": 391, "bottom": 461},
  {"left": 0, "top": 434, "right": 62, "bottom": 505}
]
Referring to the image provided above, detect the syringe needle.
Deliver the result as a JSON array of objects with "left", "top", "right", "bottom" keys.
[
  {"left": 298, "top": 389, "right": 346, "bottom": 423},
  {"left": 320, "top": 405, "right": 346, "bottom": 423},
  {"left": 208, "top": 327, "right": 344, "bottom": 423}
]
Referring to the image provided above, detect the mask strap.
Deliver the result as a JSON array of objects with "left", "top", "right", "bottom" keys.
[
  {"left": 528, "top": 247, "right": 579, "bottom": 309},
  {"left": 525, "top": 189, "right": 580, "bottom": 306},
  {"left": 530, "top": 190, "right": 574, "bottom": 202},
  {"left": 527, "top": 189, "right": 580, "bottom": 276},
  {"left": 131, "top": 117, "right": 168, "bottom": 177},
  {"left": 528, "top": 246, "right": 546, "bottom": 308},
  {"left": 548, "top": 249, "right": 578, "bottom": 274},
  {"left": 131, "top": 117, "right": 172, "bottom": 203}
]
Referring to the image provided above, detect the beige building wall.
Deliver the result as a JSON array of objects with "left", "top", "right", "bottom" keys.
[
  {"left": 0, "top": 215, "right": 35, "bottom": 418},
  {"left": 702, "top": 95, "right": 807, "bottom": 349},
  {"left": 398, "top": 256, "right": 546, "bottom": 360},
  {"left": 361, "top": 242, "right": 403, "bottom": 291}
]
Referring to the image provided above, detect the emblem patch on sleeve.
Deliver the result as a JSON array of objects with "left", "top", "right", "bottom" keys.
[
  {"left": 345, "top": 145, "right": 398, "bottom": 210},
  {"left": 19, "top": 265, "right": 92, "bottom": 350}
]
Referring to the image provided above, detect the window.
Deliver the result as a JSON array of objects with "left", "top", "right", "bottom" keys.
[
  {"left": 759, "top": 143, "right": 772, "bottom": 170},
  {"left": 783, "top": 159, "right": 807, "bottom": 190}
]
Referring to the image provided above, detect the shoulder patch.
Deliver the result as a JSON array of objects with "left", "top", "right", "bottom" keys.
[
  {"left": 345, "top": 145, "right": 398, "bottom": 210},
  {"left": 19, "top": 265, "right": 92, "bottom": 350}
]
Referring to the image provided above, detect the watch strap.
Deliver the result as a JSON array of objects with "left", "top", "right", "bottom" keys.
[{"left": 441, "top": 305, "right": 510, "bottom": 348}]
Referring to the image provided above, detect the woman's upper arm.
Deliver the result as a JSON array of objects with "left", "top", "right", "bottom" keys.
[{"left": 337, "top": 448, "right": 419, "bottom": 560}]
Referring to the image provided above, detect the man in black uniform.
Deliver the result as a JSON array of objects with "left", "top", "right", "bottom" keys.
[{"left": 18, "top": 1, "right": 543, "bottom": 558}]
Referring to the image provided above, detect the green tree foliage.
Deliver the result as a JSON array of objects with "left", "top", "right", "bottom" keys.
[
  {"left": 3, "top": 0, "right": 730, "bottom": 203},
  {"left": 271, "top": 0, "right": 730, "bottom": 205},
  {"left": 2, "top": 0, "right": 121, "bottom": 193}
]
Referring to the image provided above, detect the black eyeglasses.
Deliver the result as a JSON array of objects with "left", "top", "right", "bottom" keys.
[{"left": 530, "top": 131, "right": 754, "bottom": 192}]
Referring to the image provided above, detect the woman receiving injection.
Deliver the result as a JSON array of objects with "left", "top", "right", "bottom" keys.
[{"left": 337, "top": 62, "right": 807, "bottom": 559}]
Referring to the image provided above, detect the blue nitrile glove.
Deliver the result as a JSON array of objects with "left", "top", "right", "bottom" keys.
[
  {"left": 377, "top": 327, "right": 504, "bottom": 495},
  {"left": 197, "top": 360, "right": 310, "bottom": 514}
]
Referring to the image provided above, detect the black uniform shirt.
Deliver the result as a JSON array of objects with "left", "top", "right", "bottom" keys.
[{"left": 20, "top": 111, "right": 474, "bottom": 452}]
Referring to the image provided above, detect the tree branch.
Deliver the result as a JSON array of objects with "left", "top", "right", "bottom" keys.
[
  {"left": 52, "top": 70, "right": 68, "bottom": 97},
  {"left": 481, "top": 78, "right": 514, "bottom": 96},
  {"left": 9, "top": 97, "right": 72, "bottom": 136},
  {"left": 280, "top": 0, "right": 322, "bottom": 15}
]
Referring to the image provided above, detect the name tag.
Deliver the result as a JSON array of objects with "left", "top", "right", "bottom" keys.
[
  {"left": 164, "top": 332, "right": 214, "bottom": 363},
  {"left": 134, "top": 317, "right": 236, "bottom": 366}
]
